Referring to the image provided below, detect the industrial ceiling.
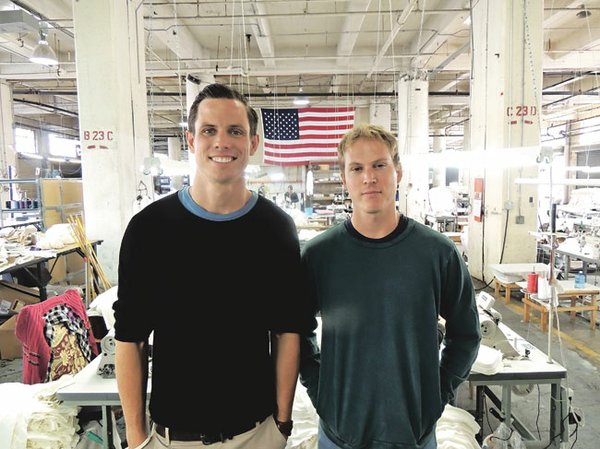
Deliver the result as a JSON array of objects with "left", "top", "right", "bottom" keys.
[{"left": 0, "top": 0, "right": 598, "bottom": 154}]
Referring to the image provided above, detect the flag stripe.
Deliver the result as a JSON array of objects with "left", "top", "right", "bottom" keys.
[
  {"left": 264, "top": 150, "right": 338, "bottom": 158},
  {"left": 299, "top": 114, "right": 355, "bottom": 122},
  {"left": 261, "top": 106, "right": 355, "bottom": 166},
  {"left": 299, "top": 122, "right": 354, "bottom": 130},
  {"left": 264, "top": 142, "right": 339, "bottom": 150}
]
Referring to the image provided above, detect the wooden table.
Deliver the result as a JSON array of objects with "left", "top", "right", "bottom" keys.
[{"left": 516, "top": 280, "right": 598, "bottom": 332}]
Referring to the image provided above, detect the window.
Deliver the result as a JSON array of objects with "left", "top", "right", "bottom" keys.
[
  {"left": 49, "top": 134, "right": 80, "bottom": 158},
  {"left": 14, "top": 127, "right": 36, "bottom": 154}
]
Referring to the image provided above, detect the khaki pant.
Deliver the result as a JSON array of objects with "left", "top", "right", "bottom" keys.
[{"left": 131, "top": 416, "right": 287, "bottom": 449}]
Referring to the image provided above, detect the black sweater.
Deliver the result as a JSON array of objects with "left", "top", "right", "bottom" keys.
[{"left": 114, "top": 191, "right": 312, "bottom": 432}]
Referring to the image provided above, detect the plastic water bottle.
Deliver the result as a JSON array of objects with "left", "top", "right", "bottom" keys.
[{"left": 575, "top": 271, "right": 586, "bottom": 289}]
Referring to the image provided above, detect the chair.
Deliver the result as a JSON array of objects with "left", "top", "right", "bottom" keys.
[{"left": 15, "top": 289, "right": 98, "bottom": 385}]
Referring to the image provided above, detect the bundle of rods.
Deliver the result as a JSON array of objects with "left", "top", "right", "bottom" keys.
[{"left": 67, "top": 215, "right": 112, "bottom": 297}]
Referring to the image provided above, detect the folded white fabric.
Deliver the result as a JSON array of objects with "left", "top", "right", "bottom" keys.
[
  {"left": 471, "top": 344, "right": 504, "bottom": 375},
  {"left": 288, "top": 381, "right": 318, "bottom": 449},
  {"left": 436, "top": 404, "right": 481, "bottom": 449},
  {"left": 0, "top": 376, "right": 79, "bottom": 449}
]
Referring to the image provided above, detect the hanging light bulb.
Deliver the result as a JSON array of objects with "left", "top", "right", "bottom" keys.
[
  {"left": 30, "top": 29, "right": 58, "bottom": 66},
  {"left": 293, "top": 75, "right": 309, "bottom": 106}
]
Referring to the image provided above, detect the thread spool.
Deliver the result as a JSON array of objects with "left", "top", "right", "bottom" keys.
[{"left": 527, "top": 272, "right": 538, "bottom": 293}]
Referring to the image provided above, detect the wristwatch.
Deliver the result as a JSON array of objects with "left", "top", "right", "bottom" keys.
[{"left": 275, "top": 418, "right": 293, "bottom": 437}]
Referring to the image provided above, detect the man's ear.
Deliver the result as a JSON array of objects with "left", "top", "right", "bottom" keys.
[
  {"left": 396, "top": 164, "right": 403, "bottom": 184},
  {"left": 186, "top": 131, "right": 195, "bottom": 154},
  {"left": 249, "top": 134, "right": 259, "bottom": 156}
]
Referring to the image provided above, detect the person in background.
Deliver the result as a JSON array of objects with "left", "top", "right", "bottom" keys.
[
  {"left": 114, "top": 83, "right": 312, "bottom": 449},
  {"left": 258, "top": 183, "right": 267, "bottom": 197},
  {"left": 299, "top": 124, "right": 480, "bottom": 449},
  {"left": 284, "top": 184, "right": 300, "bottom": 208}
]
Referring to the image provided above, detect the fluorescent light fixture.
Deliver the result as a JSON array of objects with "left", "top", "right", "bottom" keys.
[
  {"left": 515, "top": 178, "right": 600, "bottom": 186},
  {"left": 245, "top": 164, "right": 261, "bottom": 174},
  {"left": 30, "top": 32, "right": 58, "bottom": 65},
  {"left": 293, "top": 97, "right": 310, "bottom": 106},
  {"left": 405, "top": 146, "right": 540, "bottom": 170},
  {"left": 46, "top": 156, "right": 81, "bottom": 164},
  {"left": 270, "top": 172, "right": 286, "bottom": 181},
  {"left": 17, "top": 152, "right": 43, "bottom": 160},
  {"left": 565, "top": 166, "right": 600, "bottom": 174}
]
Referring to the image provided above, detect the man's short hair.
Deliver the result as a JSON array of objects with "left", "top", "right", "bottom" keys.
[
  {"left": 337, "top": 124, "right": 400, "bottom": 169},
  {"left": 187, "top": 83, "right": 258, "bottom": 136}
]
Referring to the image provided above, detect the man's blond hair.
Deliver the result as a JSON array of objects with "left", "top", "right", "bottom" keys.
[{"left": 337, "top": 124, "right": 400, "bottom": 169}]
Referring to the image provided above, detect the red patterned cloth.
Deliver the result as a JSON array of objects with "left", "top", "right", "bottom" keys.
[{"left": 15, "top": 290, "right": 98, "bottom": 384}]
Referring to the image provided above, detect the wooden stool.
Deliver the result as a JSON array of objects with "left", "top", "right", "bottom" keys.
[{"left": 494, "top": 278, "right": 520, "bottom": 304}]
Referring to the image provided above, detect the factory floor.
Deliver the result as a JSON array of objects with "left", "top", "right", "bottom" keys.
[{"left": 1, "top": 276, "right": 599, "bottom": 449}]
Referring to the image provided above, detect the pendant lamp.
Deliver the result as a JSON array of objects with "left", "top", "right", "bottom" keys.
[{"left": 30, "top": 30, "right": 58, "bottom": 66}]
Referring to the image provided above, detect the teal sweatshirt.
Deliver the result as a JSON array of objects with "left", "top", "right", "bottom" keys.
[{"left": 299, "top": 218, "right": 481, "bottom": 449}]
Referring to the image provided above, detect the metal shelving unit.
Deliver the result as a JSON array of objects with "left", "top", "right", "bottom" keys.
[{"left": 0, "top": 178, "right": 43, "bottom": 229}]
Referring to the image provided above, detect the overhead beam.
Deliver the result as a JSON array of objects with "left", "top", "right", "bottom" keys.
[{"left": 336, "top": 0, "right": 372, "bottom": 65}]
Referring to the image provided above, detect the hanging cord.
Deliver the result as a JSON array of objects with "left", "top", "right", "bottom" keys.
[
  {"left": 146, "top": 5, "right": 157, "bottom": 164},
  {"left": 228, "top": 1, "right": 237, "bottom": 85},
  {"left": 170, "top": 0, "right": 186, "bottom": 135}
]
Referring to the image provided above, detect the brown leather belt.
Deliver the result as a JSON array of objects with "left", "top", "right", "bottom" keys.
[{"left": 155, "top": 417, "right": 267, "bottom": 445}]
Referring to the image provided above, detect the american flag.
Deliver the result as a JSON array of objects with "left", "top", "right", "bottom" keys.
[{"left": 260, "top": 107, "right": 355, "bottom": 166}]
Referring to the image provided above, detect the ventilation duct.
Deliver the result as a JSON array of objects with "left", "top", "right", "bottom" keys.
[{"left": 0, "top": 10, "right": 38, "bottom": 34}]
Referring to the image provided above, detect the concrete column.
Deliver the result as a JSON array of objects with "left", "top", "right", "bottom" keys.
[
  {"left": 73, "top": 0, "right": 151, "bottom": 283},
  {"left": 0, "top": 81, "right": 16, "bottom": 178},
  {"left": 463, "top": 120, "right": 471, "bottom": 152},
  {"left": 167, "top": 137, "right": 182, "bottom": 161},
  {"left": 369, "top": 102, "right": 391, "bottom": 129},
  {"left": 468, "top": 0, "right": 543, "bottom": 282},
  {"left": 397, "top": 76, "right": 429, "bottom": 221},
  {"left": 432, "top": 129, "right": 446, "bottom": 187},
  {"left": 38, "top": 131, "right": 50, "bottom": 157}
]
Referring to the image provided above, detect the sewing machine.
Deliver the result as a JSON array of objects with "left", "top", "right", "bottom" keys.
[
  {"left": 97, "top": 330, "right": 116, "bottom": 378},
  {"left": 477, "top": 292, "right": 520, "bottom": 358}
]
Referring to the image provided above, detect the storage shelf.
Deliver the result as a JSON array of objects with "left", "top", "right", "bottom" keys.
[
  {"left": 1, "top": 208, "right": 41, "bottom": 213},
  {"left": 0, "top": 178, "right": 43, "bottom": 230}
]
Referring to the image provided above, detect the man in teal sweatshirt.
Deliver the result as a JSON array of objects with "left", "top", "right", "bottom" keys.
[{"left": 300, "top": 124, "right": 481, "bottom": 449}]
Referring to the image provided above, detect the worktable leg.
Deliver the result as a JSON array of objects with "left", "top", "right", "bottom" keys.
[
  {"left": 475, "top": 386, "right": 484, "bottom": 444},
  {"left": 550, "top": 383, "right": 567, "bottom": 448},
  {"left": 501, "top": 386, "right": 512, "bottom": 425},
  {"left": 541, "top": 310, "right": 548, "bottom": 333},
  {"left": 494, "top": 280, "right": 500, "bottom": 300},
  {"left": 591, "top": 296, "right": 597, "bottom": 331},
  {"left": 101, "top": 406, "right": 115, "bottom": 449}
]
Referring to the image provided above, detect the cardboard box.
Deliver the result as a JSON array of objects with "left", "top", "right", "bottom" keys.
[
  {"left": 0, "top": 282, "right": 40, "bottom": 360},
  {"left": 0, "top": 281, "right": 41, "bottom": 305},
  {"left": 0, "top": 315, "right": 20, "bottom": 359}
]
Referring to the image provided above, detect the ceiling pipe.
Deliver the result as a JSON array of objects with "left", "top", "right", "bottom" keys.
[{"left": 13, "top": 98, "right": 78, "bottom": 116}]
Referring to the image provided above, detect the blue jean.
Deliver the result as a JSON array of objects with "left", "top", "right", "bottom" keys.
[{"left": 318, "top": 424, "right": 437, "bottom": 449}]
